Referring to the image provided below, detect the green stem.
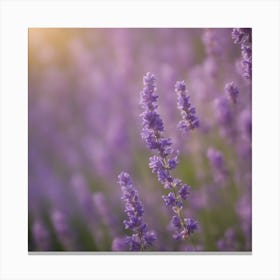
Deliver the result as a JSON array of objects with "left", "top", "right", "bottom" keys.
[{"left": 162, "top": 158, "right": 188, "bottom": 239}]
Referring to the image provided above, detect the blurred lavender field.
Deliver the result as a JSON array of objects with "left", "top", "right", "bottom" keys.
[{"left": 28, "top": 28, "right": 252, "bottom": 252}]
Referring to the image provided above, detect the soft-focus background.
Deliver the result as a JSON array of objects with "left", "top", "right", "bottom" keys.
[{"left": 28, "top": 28, "right": 251, "bottom": 252}]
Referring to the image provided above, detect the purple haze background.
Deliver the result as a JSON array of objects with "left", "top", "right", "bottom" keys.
[{"left": 28, "top": 28, "right": 252, "bottom": 251}]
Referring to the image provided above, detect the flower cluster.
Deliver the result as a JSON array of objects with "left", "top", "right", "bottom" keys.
[
  {"left": 118, "top": 171, "right": 156, "bottom": 251},
  {"left": 232, "top": 28, "right": 252, "bottom": 80},
  {"left": 140, "top": 72, "right": 198, "bottom": 240},
  {"left": 175, "top": 81, "right": 199, "bottom": 132},
  {"left": 225, "top": 82, "right": 239, "bottom": 104}
]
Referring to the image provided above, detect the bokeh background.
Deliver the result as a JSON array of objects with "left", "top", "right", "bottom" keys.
[{"left": 28, "top": 28, "right": 252, "bottom": 252}]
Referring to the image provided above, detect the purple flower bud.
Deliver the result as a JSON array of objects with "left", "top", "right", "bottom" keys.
[
  {"left": 185, "top": 218, "right": 198, "bottom": 235},
  {"left": 157, "top": 137, "right": 173, "bottom": 157},
  {"left": 171, "top": 215, "right": 182, "bottom": 230},
  {"left": 242, "top": 59, "right": 252, "bottom": 80},
  {"left": 143, "top": 231, "right": 157, "bottom": 246},
  {"left": 168, "top": 153, "right": 179, "bottom": 170},
  {"left": 157, "top": 169, "right": 171, "bottom": 184},
  {"left": 178, "top": 184, "right": 190, "bottom": 200},
  {"left": 241, "top": 44, "right": 252, "bottom": 61},
  {"left": 141, "top": 111, "right": 164, "bottom": 132},
  {"left": 118, "top": 171, "right": 133, "bottom": 187},
  {"left": 140, "top": 72, "right": 159, "bottom": 111},
  {"left": 141, "top": 128, "right": 159, "bottom": 150},
  {"left": 162, "top": 192, "right": 176, "bottom": 207},
  {"left": 149, "top": 155, "right": 164, "bottom": 173},
  {"left": 175, "top": 80, "right": 199, "bottom": 132},
  {"left": 143, "top": 72, "right": 156, "bottom": 90},
  {"left": 232, "top": 28, "right": 248, "bottom": 44}
]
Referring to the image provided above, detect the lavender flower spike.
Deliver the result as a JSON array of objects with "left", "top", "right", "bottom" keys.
[
  {"left": 175, "top": 81, "right": 199, "bottom": 132},
  {"left": 232, "top": 28, "right": 252, "bottom": 80},
  {"left": 118, "top": 171, "right": 156, "bottom": 251},
  {"left": 140, "top": 72, "right": 198, "bottom": 241}
]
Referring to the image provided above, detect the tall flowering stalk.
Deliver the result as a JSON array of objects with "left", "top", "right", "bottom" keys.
[
  {"left": 232, "top": 28, "right": 252, "bottom": 80},
  {"left": 175, "top": 81, "right": 199, "bottom": 132},
  {"left": 118, "top": 171, "right": 156, "bottom": 251},
  {"left": 140, "top": 72, "right": 198, "bottom": 240}
]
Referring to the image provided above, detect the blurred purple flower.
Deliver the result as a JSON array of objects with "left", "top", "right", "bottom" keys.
[
  {"left": 92, "top": 192, "right": 120, "bottom": 238},
  {"left": 112, "top": 236, "right": 129, "bottom": 251},
  {"left": 51, "top": 210, "right": 77, "bottom": 250},
  {"left": 202, "top": 28, "right": 231, "bottom": 57},
  {"left": 32, "top": 220, "right": 51, "bottom": 251},
  {"left": 118, "top": 172, "right": 156, "bottom": 251},
  {"left": 207, "top": 147, "right": 229, "bottom": 186},
  {"left": 214, "top": 96, "right": 236, "bottom": 143},
  {"left": 217, "top": 228, "right": 239, "bottom": 251},
  {"left": 225, "top": 81, "right": 239, "bottom": 104}
]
